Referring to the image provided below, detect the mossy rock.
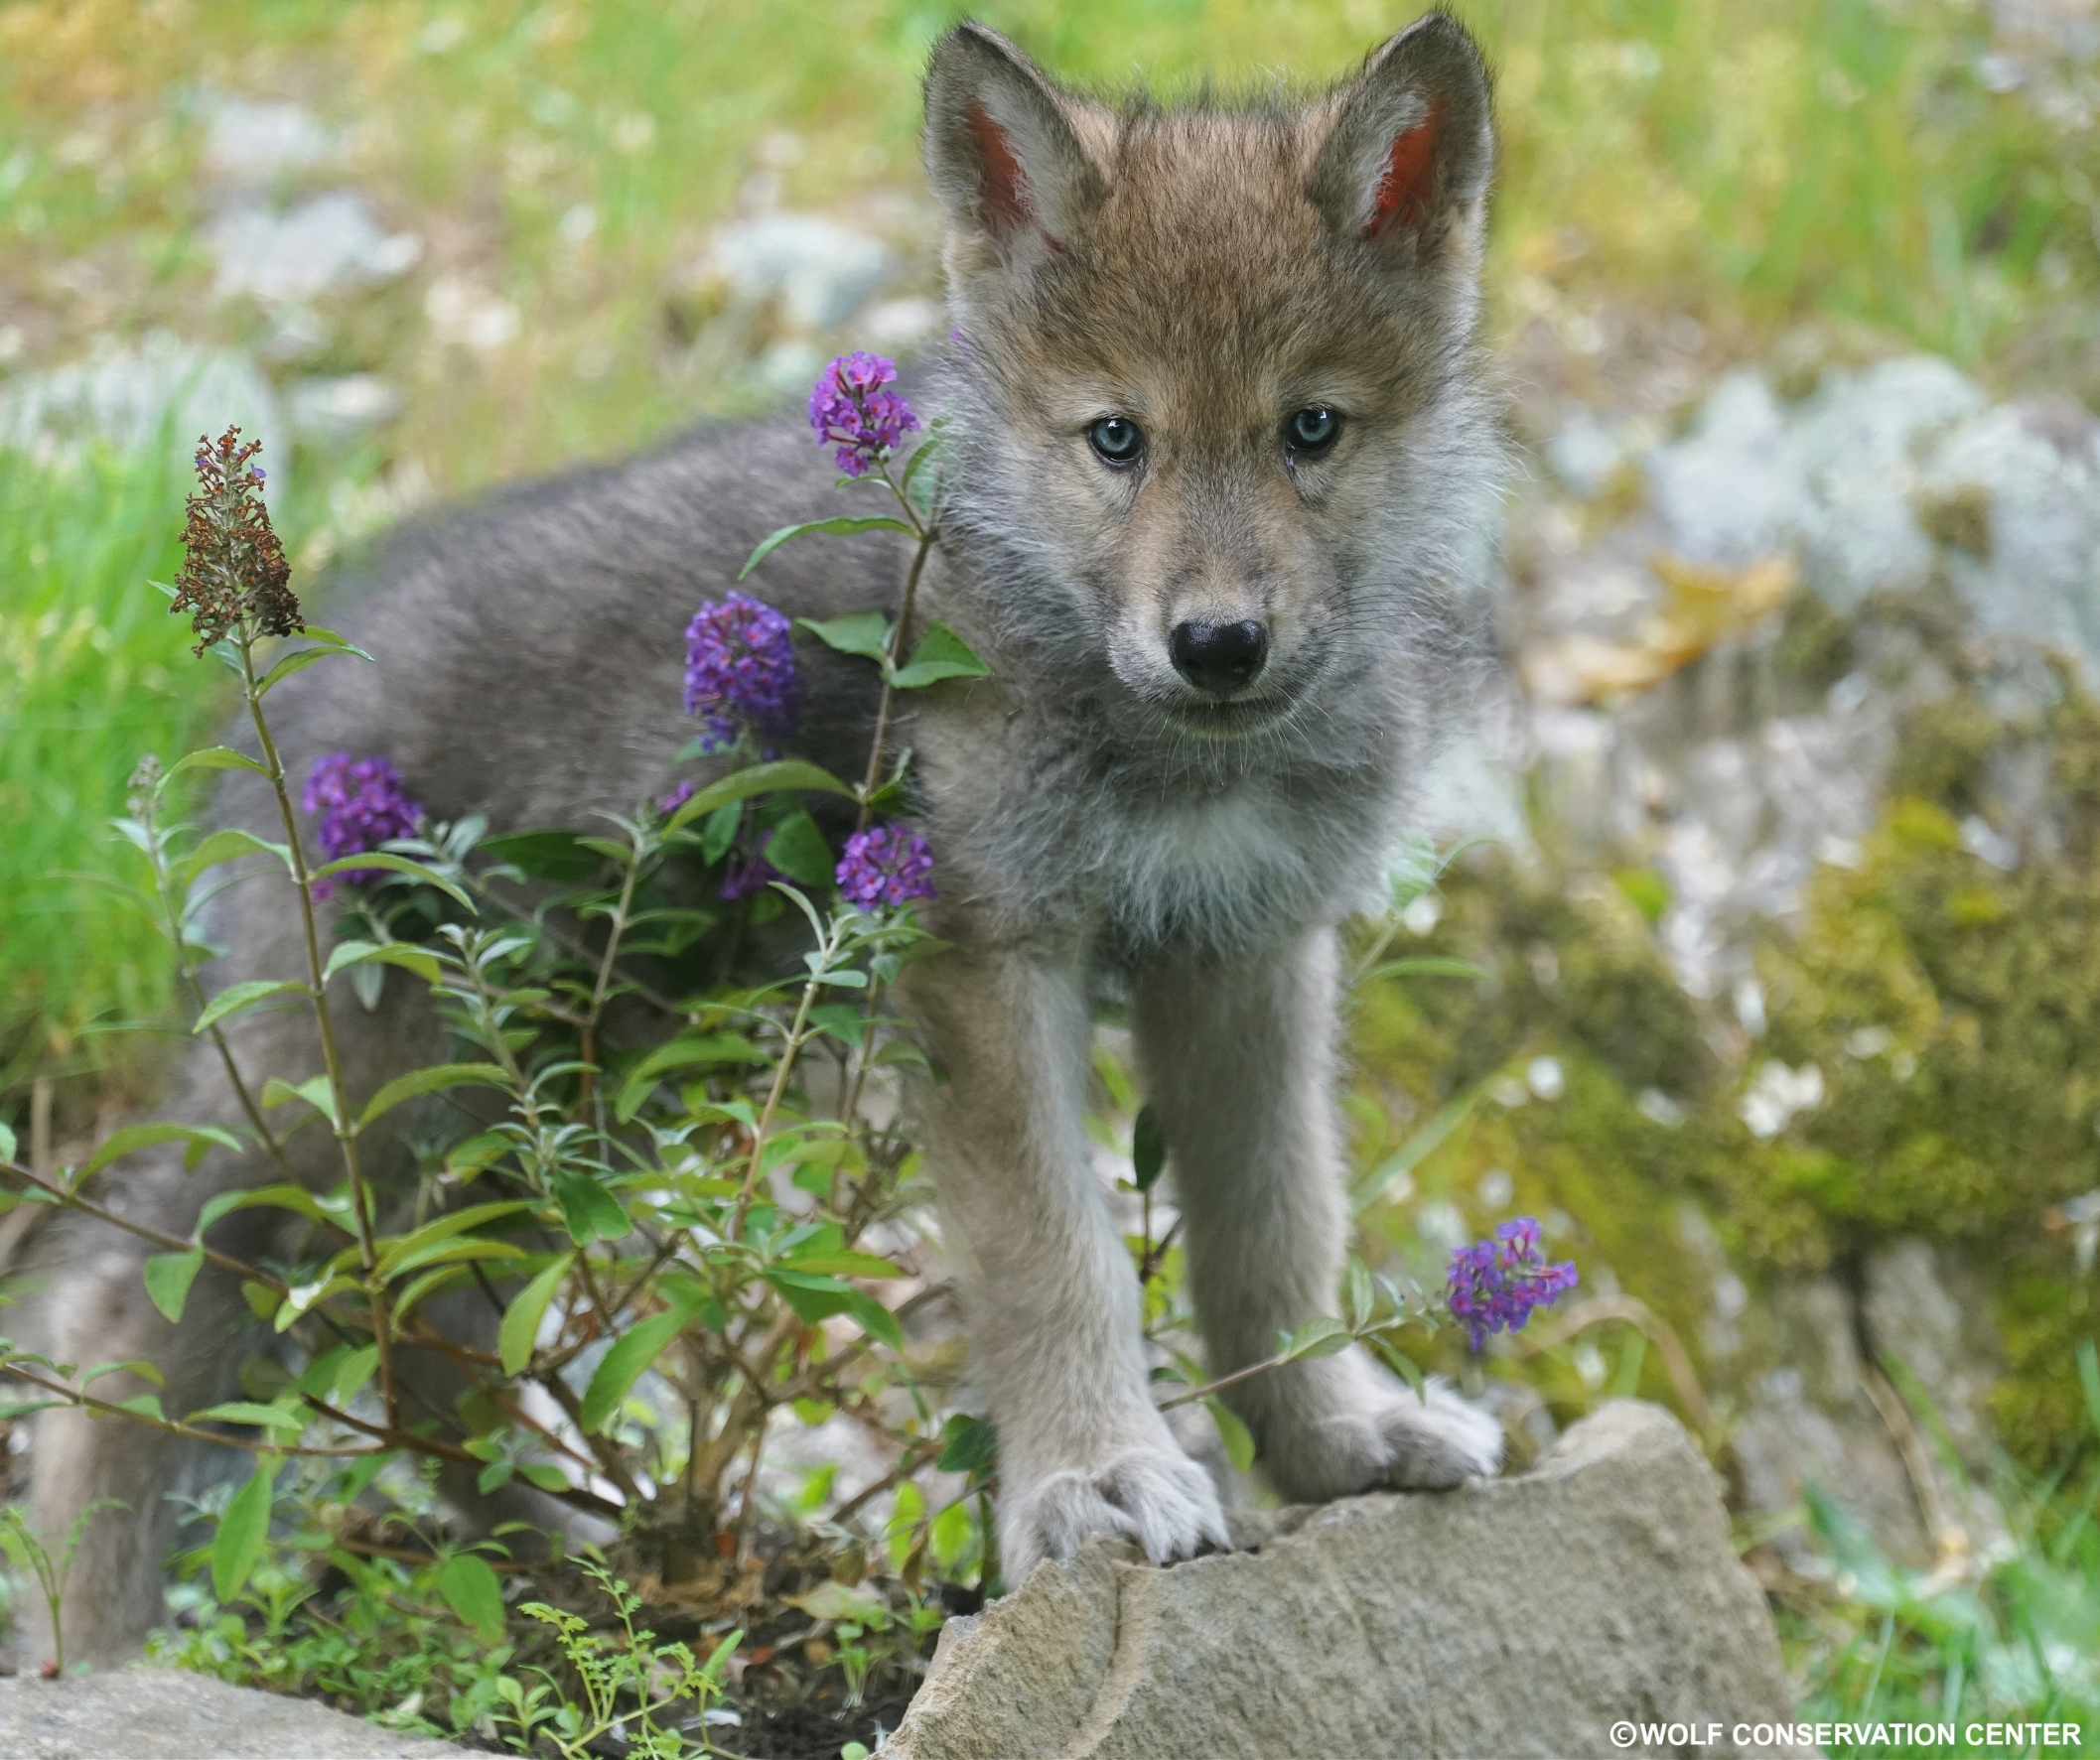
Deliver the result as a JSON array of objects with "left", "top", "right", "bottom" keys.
[{"left": 1347, "top": 640, "right": 2100, "bottom": 1476}]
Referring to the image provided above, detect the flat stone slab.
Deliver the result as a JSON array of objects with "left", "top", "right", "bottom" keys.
[
  {"left": 887, "top": 1401, "right": 1810, "bottom": 1760},
  {"left": 0, "top": 1670, "right": 460, "bottom": 1758}
]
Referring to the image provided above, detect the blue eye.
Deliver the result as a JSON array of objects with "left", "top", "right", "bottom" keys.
[
  {"left": 1088, "top": 416, "right": 1144, "bottom": 466},
  {"left": 1287, "top": 406, "right": 1341, "bottom": 457}
]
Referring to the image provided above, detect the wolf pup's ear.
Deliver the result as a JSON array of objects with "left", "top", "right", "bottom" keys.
[
  {"left": 923, "top": 22, "right": 1104, "bottom": 275},
  {"left": 1309, "top": 13, "right": 1494, "bottom": 285}
]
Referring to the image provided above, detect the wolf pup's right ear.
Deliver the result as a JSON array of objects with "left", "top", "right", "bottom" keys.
[
  {"left": 923, "top": 22, "right": 1105, "bottom": 284},
  {"left": 1308, "top": 13, "right": 1495, "bottom": 298}
]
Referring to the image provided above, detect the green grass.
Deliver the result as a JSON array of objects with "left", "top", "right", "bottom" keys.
[
  {"left": 1781, "top": 1357, "right": 2100, "bottom": 1755},
  {"left": 0, "top": 438, "right": 230, "bottom": 1093}
]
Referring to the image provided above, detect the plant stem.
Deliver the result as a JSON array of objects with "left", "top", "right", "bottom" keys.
[
  {"left": 235, "top": 629, "right": 399, "bottom": 1429},
  {"left": 736, "top": 961, "right": 825, "bottom": 1225},
  {"left": 2, "top": 1154, "right": 291, "bottom": 1292},
  {"left": 855, "top": 527, "right": 935, "bottom": 833}
]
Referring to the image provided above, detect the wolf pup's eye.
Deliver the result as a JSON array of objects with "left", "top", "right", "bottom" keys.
[
  {"left": 1286, "top": 406, "right": 1342, "bottom": 459},
  {"left": 1087, "top": 416, "right": 1144, "bottom": 467}
]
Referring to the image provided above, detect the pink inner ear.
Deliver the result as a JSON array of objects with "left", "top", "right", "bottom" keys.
[
  {"left": 968, "top": 102, "right": 1032, "bottom": 231},
  {"left": 1363, "top": 93, "right": 1445, "bottom": 239}
]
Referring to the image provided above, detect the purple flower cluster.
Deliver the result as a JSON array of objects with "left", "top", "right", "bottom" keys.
[
  {"left": 836, "top": 824, "right": 936, "bottom": 910},
  {"left": 807, "top": 351, "right": 918, "bottom": 478},
  {"left": 1444, "top": 1217, "right": 1578, "bottom": 1352},
  {"left": 683, "top": 593, "right": 797, "bottom": 755},
  {"left": 659, "top": 778, "right": 696, "bottom": 815},
  {"left": 303, "top": 752, "right": 421, "bottom": 897}
]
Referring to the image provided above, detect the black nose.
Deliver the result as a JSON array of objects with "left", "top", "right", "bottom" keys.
[{"left": 1169, "top": 620, "right": 1269, "bottom": 694}]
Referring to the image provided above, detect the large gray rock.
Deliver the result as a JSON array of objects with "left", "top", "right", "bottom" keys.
[
  {"left": 887, "top": 1403, "right": 1807, "bottom": 1760},
  {"left": 0, "top": 1671, "right": 460, "bottom": 1758}
]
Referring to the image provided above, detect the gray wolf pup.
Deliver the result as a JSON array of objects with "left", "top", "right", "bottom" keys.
[{"left": 26, "top": 11, "right": 1505, "bottom": 1659}]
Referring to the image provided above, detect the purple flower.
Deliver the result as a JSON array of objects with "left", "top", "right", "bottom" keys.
[
  {"left": 808, "top": 351, "right": 918, "bottom": 478},
  {"left": 302, "top": 753, "right": 421, "bottom": 897},
  {"left": 836, "top": 824, "right": 936, "bottom": 910},
  {"left": 660, "top": 778, "right": 696, "bottom": 815},
  {"left": 1444, "top": 1216, "right": 1578, "bottom": 1352},
  {"left": 683, "top": 593, "right": 797, "bottom": 755},
  {"left": 720, "top": 841, "right": 783, "bottom": 900}
]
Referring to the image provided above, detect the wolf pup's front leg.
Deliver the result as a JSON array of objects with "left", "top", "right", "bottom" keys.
[
  {"left": 903, "top": 940, "right": 1228, "bottom": 1580},
  {"left": 1134, "top": 927, "right": 1502, "bottom": 1501}
]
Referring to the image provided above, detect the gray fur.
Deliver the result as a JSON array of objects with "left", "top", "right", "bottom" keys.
[{"left": 24, "top": 11, "right": 1508, "bottom": 1656}]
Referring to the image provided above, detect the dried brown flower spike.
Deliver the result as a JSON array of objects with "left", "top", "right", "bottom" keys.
[{"left": 170, "top": 426, "right": 301, "bottom": 655}]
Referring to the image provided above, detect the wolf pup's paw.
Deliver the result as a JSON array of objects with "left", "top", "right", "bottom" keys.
[
  {"left": 1002, "top": 1444, "right": 1229, "bottom": 1581},
  {"left": 1371, "top": 1376, "right": 1504, "bottom": 1490},
  {"left": 1263, "top": 1370, "right": 1504, "bottom": 1501}
]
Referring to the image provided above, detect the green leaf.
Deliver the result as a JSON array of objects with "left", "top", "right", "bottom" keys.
[
  {"left": 259, "top": 1074, "right": 339, "bottom": 1126},
  {"left": 765, "top": 1269, "right": 902, "bottom": 1348},
  {"left": 934, "top": 1413, "right": 998, "bottom": 1477},
  {"left": 765, "top": 809, "right": 835, "bottom": 886},
  {"left": 739, "top": 515, "right": 914, "bottom": 579},
  {"left": 308, "top": 852, "right": 473, "bottom": 911},
  {"left": 333, "top": 1346, "right": 379, "bottom": 1407},
  {"left": 383, "top": 1236, "right": 527, "bottom": 1283},
  {"left": 116, "top": 1393, "right": 167, "bottom": 1422},
  {"left": 75, "top": 1122, "right": 245, "bottom": 1180},
  {"left": 253, "top": 644, "right": 344, "bottom": 697},
  {"left": 189, "top": 1400, "right": 306, "bottom": 1431},
  {"left": 1277, "top": 1315, "right": 1352, "bottom": 1362},
  {"left": 1368, "top": 1333, "right": 1429, "bottom": 1401},
  {"left": 1363, "top": 956, "right": 1490, "bottom": 982},
  {"left": 519, "top": 1462, "right": 569, "bottom": 1493},
  {"left": 887, "top": 620, "right": 992, "bottom": 690},
  {"left": 796, "top": 611, "right": 893, "bottom": 662},
  {"left": 375, "top": 1202, "right": 533, "bottom": 1276},
  {"left": 167, "top": 745, "right": 269, "bottom": 780},
  {"left": 193, "top": 979, "right": 306, "bottom": 1035},
  {"left": 780, "top": 1250, "right": 906, "bottom": 1279},
  {"left": 211, "top": 1460, "right": 278, "bottom": 1602},
  {"left": 357, "top": 1062, "right": 510, "bottom": 1131},
  {"left": 436, "top": 1553, "right": 507, "bottom": 1639},
  {"left": 477, "top": 829, "right": 604, "bottom": 882},
  {"left": 579, "top": 1294, "right": 703, "bottom": 1432},
  {"left": 1350, "top": 1081, "right": 1485, "bottom": 1214},
  {"left": 296, "top": 625, "right": 375, "bottom": 661},
  {"left": 499, "top": 1254, "right": 575, "bottom": 1376},
  {"left": 143, "top": 1249, "right": 206, "bottom": 1323},
  {"left": 551, "top": 1168, "right": 630, "bottom": 1247},
  {"left": 664, "top": 759, "right": 856, "bottom": 834},
  {"left": 179, "top": 827, "right": 293, "bottom": 879},
  {"left": 1205, "top": 1398, "right": 1257, "bottom": 1473},
  {"left": 0, "top": 1123, "right": 15, "bottom": 1164},
  {"left": 1131, "top": 1104, "right": 1167, "bottom": 1192},
  {"left": 322, "top": 940, "right": 442, "bottom": 986},
  {"left": 614, "top": 1033, "right": 767, "bottom": 1122}
]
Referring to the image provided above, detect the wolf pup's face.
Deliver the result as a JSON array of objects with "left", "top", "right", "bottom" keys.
[{"left": 924, "top": 16, "right": 1497, "bottom": 745}]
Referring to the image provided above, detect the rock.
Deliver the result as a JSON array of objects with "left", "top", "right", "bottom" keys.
[
  {"left": 207, "top": 192, "right": 422, "bottom": 305},
  {"left": 699, "top": 213, "right": 895, "bottom": 331},
  {"left": 288, "top": 373, "right": 401, "bottom": 442},
  {"left": 199, "top": 96, "right": 336, "bottom": 186},
  {"left": 0, "top": 331, "right": 281, "bottom": 461},
  {"left": 886, "top": 1404, "right": 1806, "bottom": 1760},
  {"left": 0, "top": 1671, "right": 461, "bottom": 1758}
]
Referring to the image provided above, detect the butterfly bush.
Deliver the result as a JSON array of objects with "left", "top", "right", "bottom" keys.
[
  {"left": 807, "top": 350, "right": 918, "bottom": 478},
  {"left": 683, "top": 592, "right": 798, "bottom": 755},
  {"left": 303, "top": 753, "right": 422, "bottom": 896},
  {"left": 836, "top": 824, "right": 937, "bottom": 909},
  {"left": 1445, "top": 1217, "right": 1579, "bottom": 1351}
]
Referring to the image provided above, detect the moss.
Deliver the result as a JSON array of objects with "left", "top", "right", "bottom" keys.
[{"left": 1348, "top": 640, "right": 2100, "bottom": 1469}]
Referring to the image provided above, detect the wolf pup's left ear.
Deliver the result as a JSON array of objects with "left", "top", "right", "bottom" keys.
[
  {"left": 1309, "top": 13, "right": 1495, "bottom": 288},
  {"left": 923, "top": 21, "right": 1105, "bottom": 278}
]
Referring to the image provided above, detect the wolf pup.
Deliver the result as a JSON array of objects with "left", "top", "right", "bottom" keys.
[{"left": 27, "top": 12, "right": 1505, "bottom": 1659}]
